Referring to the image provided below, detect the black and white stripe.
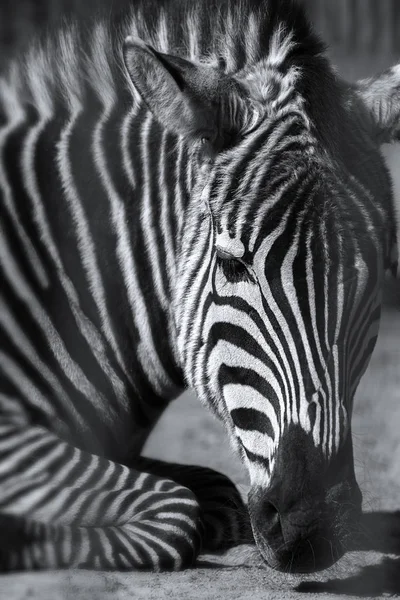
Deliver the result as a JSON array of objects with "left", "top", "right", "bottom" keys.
[{"left": 0, "top": 0, "right": 398, "bottom": 571}]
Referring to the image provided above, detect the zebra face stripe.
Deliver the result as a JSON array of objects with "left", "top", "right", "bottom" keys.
[
  {"left": 178, "top": 172, "right": 380, "bottom": 567},
  {"left": 177, "top": 111, "right": 386, "bottom": 489}
]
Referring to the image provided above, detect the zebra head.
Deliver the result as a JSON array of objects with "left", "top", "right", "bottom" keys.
[{"left": 124, "top": 33, "right": 399, "bottom": 572}]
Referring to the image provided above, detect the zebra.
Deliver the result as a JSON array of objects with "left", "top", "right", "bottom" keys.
[{"left": 0, "top": 0, "right": 399, "bottom": 573}]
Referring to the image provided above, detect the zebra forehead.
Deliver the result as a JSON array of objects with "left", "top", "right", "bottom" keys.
[{"left": 211, "top": 172, "right": 376, "bottom": 268}]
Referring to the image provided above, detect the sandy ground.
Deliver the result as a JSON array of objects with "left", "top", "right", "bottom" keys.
[{"left": 1, "top": 51, "right": 400, "bottom": 600}]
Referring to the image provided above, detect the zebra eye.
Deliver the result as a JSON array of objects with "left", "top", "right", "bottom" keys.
[
  {"left": 199, "top": 137, "right": 214, "bottom": 163},
  {"left": 216, "top": 254, "right": 255, "bottom": 284}
]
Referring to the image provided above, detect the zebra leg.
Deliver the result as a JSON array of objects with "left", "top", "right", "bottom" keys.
[
  {"left": 131, "top": 456, "right": 253, "bottom": 552},
  {"left": 0, "top": 422, "right": 203, "bottom": 571}
]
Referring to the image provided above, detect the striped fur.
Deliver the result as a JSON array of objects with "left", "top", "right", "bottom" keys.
[{"left": 0, "top": 0, "right": 398, "bottom": 571}]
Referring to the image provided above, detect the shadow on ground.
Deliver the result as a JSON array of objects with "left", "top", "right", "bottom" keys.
[
  {"left": 297, "top": 557, "right": 400, "bottom": 597},
  {"left": 297, "top": 511, "right": 400, "bottom": 597}
]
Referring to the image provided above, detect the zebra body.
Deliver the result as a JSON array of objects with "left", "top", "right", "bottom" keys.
[{"left": 0, "top": 0, "right": 399, "bottom": 572}]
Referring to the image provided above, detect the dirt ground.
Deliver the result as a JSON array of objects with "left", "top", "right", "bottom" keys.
[{"left": 1, "top": 52, "right": 400, "bottom": 600}]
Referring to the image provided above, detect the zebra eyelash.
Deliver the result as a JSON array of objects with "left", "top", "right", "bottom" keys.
[{"left": 216, "top": 256, "right": 256, "bottom": 284}]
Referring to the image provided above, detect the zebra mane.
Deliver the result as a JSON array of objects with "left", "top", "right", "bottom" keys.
[
  {"left": 123, "top": 0, "right": 326, "bottom": 67},
  {"left": 1, "top": 0, "right": 332, "bottom": 116}
]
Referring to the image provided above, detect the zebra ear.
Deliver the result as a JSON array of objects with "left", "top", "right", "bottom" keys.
[
  {"left": 123, "top": 37, "right": 220, "bottom": 142},
  {"left": 356, "top": 65, "right": 400, "bottom": 144}
]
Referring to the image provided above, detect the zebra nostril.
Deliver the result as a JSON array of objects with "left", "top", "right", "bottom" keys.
[
  {"left": 264, "top": 499, "right": 280, "bottom": 524},
  {"left": 255, "top": 498, "right": 282, "bottom": 542}
]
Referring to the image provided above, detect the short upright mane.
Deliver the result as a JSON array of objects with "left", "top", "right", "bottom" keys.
[
  {"left": 123, "top": 0, "right": 324, "bottom": 67},
  {"left": 2, "top": 0, "right": 329, "bottom": 115}
]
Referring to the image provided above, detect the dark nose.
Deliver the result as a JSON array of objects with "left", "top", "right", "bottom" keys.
[
  {"left": 250, "top": 480, "right": 362, "bottom": 573},
  {"left": 248, "top": 425, "right": 362, "bottom": 573}
]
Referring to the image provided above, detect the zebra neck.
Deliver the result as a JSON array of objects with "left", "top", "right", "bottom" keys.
[
  {"left": 113, "top": 101, "right": 191, "bottom": 395},
  {"left": 55, "top": 96, "right": 189, "bottom": 398}
]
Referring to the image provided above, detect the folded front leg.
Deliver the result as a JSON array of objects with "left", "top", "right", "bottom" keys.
[
  {"left": 0, "top": 422, "right": 202, "bottom": 571},
  {"left": 131, "top": 456, "right": 253, "bottom": 552}
]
